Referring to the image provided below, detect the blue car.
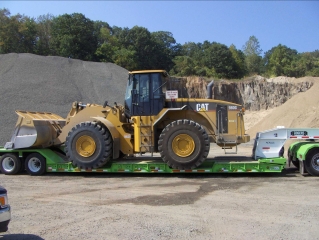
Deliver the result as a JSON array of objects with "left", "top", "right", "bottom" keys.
[{"left": 0, "top": 186, "right": 10, "bottom": 232}]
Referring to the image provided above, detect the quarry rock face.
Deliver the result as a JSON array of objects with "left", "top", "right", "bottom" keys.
[{"left": 172, "top": 76, "right": 313, "bottom": 111}]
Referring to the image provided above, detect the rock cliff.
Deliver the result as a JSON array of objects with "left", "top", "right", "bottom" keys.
[{"left": 170, "top": 76, "right": 313, "bottom": 111}]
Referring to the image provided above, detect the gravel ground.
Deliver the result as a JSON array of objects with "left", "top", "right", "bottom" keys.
[
  {"left": 0, "top": 144, "right": 319, "bottom": 240},
  {"left": 0, "top": 53, "right": 128, "bottom": 145},
  {"left": 1, "top": 53, "right": 319, "bottom": 239}
]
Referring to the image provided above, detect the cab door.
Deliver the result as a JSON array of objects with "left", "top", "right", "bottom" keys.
[{"left": 131, "top": 73, "right": 164, "bottom": 116}]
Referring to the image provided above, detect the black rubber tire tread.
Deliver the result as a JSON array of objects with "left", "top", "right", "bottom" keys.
[
  {"left": 65, "top": 121, "right": 112, "bottom": 169},
  {"left": 305, "top": 150, "right": 319, "bottom": 176},
  {"left": 0, "top": 153, "right": 21, "bottom": 175},
  {"left": 25, "top": 153, "right": 46, "bottom": 176},
  {"left": 158, "top": 119, "right": 210, "bottom": 170}
]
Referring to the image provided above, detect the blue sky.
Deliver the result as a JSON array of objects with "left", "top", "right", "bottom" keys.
[{"left": 1, "top": 1, "right": 318, "bottom": 54}]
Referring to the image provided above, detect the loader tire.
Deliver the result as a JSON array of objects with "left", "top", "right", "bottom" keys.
[
  {"left": 158, "top": 119, "right": 210, "bottom": 170},
  {"left": 0, "top": 153, "right": 21, "bottom": 175},
  {"left": 65, "top": 121, "right": 112, "bottom": 169}
]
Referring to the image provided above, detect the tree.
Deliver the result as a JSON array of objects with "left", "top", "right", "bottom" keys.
[
  {"left": 51, "top": 13, "right": 97, "bottom": 61},
  {"left": 0, "top": 8, "right": 37, "bottom": 54},
  {"left": 171, "top": 56, "right": 196, "bottom": 76},
  {"left": 172, "top": 41, "right": 240, "bottom": 78},
  {"left": 94, "top": 21, "right": 119, "bottom": 62},
  {"left": 266, "top": 44, "right": 298, "bottom": 77},
  {"left": 208, "top": 42, "right": 238, "bottom": 79},
  {"left": 35, "top": 14, "right": 54, "bottom": 55},
  {"left": 229, "top": 44, "right": 246, "bottom": 78},
  {"left": 151, "top": 31, "right": 178, "bottom": 70},
  {"left": 243, "top": 36, "right": 263, "bottom": 75},
  {"left": 116, "top": 26, "right": 155, "bottom": 69},
  {"left": 113, "top": 48, "right": 138, "bottom": 70},
  {"left": 305, "top": 50, "right": 319, "bottom": 76}
]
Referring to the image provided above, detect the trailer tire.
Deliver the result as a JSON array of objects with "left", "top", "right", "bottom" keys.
[
  {"left": 158, "top": 119, "right": 210, "bottom": 170},
  {"left": 25, "top": 153, "right": 46, "bottom": 176},
  {"left": 0, "top": 153, "right": 21, "bottom": 175},
  {"left": 305, "top": 150, "right": 319, "bottom": 176},
  {"left": 65, "top": 121, "right": 112, "bottom": 169}
]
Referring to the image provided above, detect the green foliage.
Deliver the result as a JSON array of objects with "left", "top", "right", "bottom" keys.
[
  {"left": 298, "top": 52, "right": 319, "bottom": 77},
  {"left": 171, "top": 41, "right": 242, "bottom": 79},
  {"left": 151, "top": 31, "right": 179, "bottom": 70},
  {"left": 0, "top": 9, "right": 37, "bottom": 54},
  {"left": 229, "top": 44, "right": 246, "bottom": 78},
  {"left": 51, "top": 13, "right": 97, "bottom": 61},
  {"left": 208, "top": 42, "right": 237, "bottom": 79},
  {"left": 1, "top": 8, "right": 318, "bottom": 79},
  {"left": 242, "top": 36, "right": 263, "bottom": 75},
  {"left": 113, "top": 48, "right": 138, "bottom": 70},
  {"left": 265, "top": 44, "right": 298, "bottom": 77},
  {"left": 170, "top": 56, "right": 196, "bottom": 76},
  {"left": 35, "top": 14, "right": 54, "bottom": 55},
  {"left": 117, "top": 26, "right": 154, "bottom": 69},
  {"left": 94, "top": 21, "right": 119, "bottom": 62}
]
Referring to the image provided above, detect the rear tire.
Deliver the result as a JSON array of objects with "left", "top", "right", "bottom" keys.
[
  {"left": 305, "top": 151, "right": 319, "bottom": 176},
  {"left": 65, "top": 121, "right": 112, "bottom": 169},
  {"left": 25, "top": 153, "right": 46, "bottom": 176},
  {"left": 158, "top": 119, "right": 210, "bottom": 169},
  {"left": 0, "top": 153, "right": 21, "bottom": 175}
]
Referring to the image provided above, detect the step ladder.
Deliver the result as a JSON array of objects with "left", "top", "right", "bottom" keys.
[{"left": 139, "top": 116, "right": 154, "bottom": 156}]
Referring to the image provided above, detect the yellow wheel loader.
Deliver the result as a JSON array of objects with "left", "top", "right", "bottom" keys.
[{"left": 5, "top": 70, "right": 250, "bottom": 170}]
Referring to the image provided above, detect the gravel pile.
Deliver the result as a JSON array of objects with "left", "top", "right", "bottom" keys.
[{"left": 0, "top": 53, "right": 128, "bottom": 145}]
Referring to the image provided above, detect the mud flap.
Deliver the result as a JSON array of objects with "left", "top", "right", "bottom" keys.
[{"left": 299, "top": 160, "right": 307, "bottom": 176}]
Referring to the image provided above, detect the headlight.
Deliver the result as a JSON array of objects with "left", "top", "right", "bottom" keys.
[{"left": 0, "top": 194, "right": 9, "bottom": 208}]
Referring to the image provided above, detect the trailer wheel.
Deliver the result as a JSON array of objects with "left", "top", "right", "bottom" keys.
[
  {"left": 25, "top": 153, "right": 46, "bottom": 176},
  {"left": 158, "top": 119, "right": 210, "bottom": 169},
  {"left": 65, "top": 121, "right": 112, "bottom": 169},
  {"left": 0, "top": 153, "right": 21, "bottom": 175},
  {"left": 305, "top": 151, "right": 319, "bottom": 176}
]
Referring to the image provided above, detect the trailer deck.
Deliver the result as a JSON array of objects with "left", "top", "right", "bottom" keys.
[{"left": 0, "top": 147, "right": 286, "bottom": 174}]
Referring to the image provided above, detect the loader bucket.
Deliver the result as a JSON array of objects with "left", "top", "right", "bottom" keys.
[{"left": 5, "top": 110, "right": 66, "bottom": 149}]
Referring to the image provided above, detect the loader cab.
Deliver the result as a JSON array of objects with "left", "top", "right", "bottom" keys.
[{"left": 124, "top": 70, "right": 167, "bottom": 117}]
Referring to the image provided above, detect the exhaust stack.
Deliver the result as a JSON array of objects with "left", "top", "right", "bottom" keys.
[{"left": 207, "top": 80, "right": 214, "bottom": 99}]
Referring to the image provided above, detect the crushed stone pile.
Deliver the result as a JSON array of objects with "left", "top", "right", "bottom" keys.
[{"left": 0, "top": 53, "right": 128, "bottom": 145}]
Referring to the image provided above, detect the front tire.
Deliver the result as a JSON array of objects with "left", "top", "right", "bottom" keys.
[
  {"left": 65, "top": 121, "right": 112, "bottom": 169},
  {"left": 25, "top": 153, "right": 46, "bottom": 176},
  {"left": 158, "top": 119, "right": 210, "bottom": 169},
  {"left": 0, "top": 153, "right": 21, "bottom": 175}
]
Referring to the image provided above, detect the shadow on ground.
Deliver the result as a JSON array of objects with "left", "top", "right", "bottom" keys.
[{"left": 0, "top": 234, "right": 44, "bottom": 240}]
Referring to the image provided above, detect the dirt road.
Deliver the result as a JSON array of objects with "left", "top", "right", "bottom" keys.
[{"left": 1, "top": 145, "right": 319, "bottom": 240}]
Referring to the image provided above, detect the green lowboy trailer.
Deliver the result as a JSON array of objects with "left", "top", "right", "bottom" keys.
[{"left": 1, "top": 127, "right": 319, "bottom": 176}]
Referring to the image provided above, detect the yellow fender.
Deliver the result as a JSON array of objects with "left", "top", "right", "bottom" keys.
[{"left": 92, "top": 117, "right": 120, "bottom": 159}]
